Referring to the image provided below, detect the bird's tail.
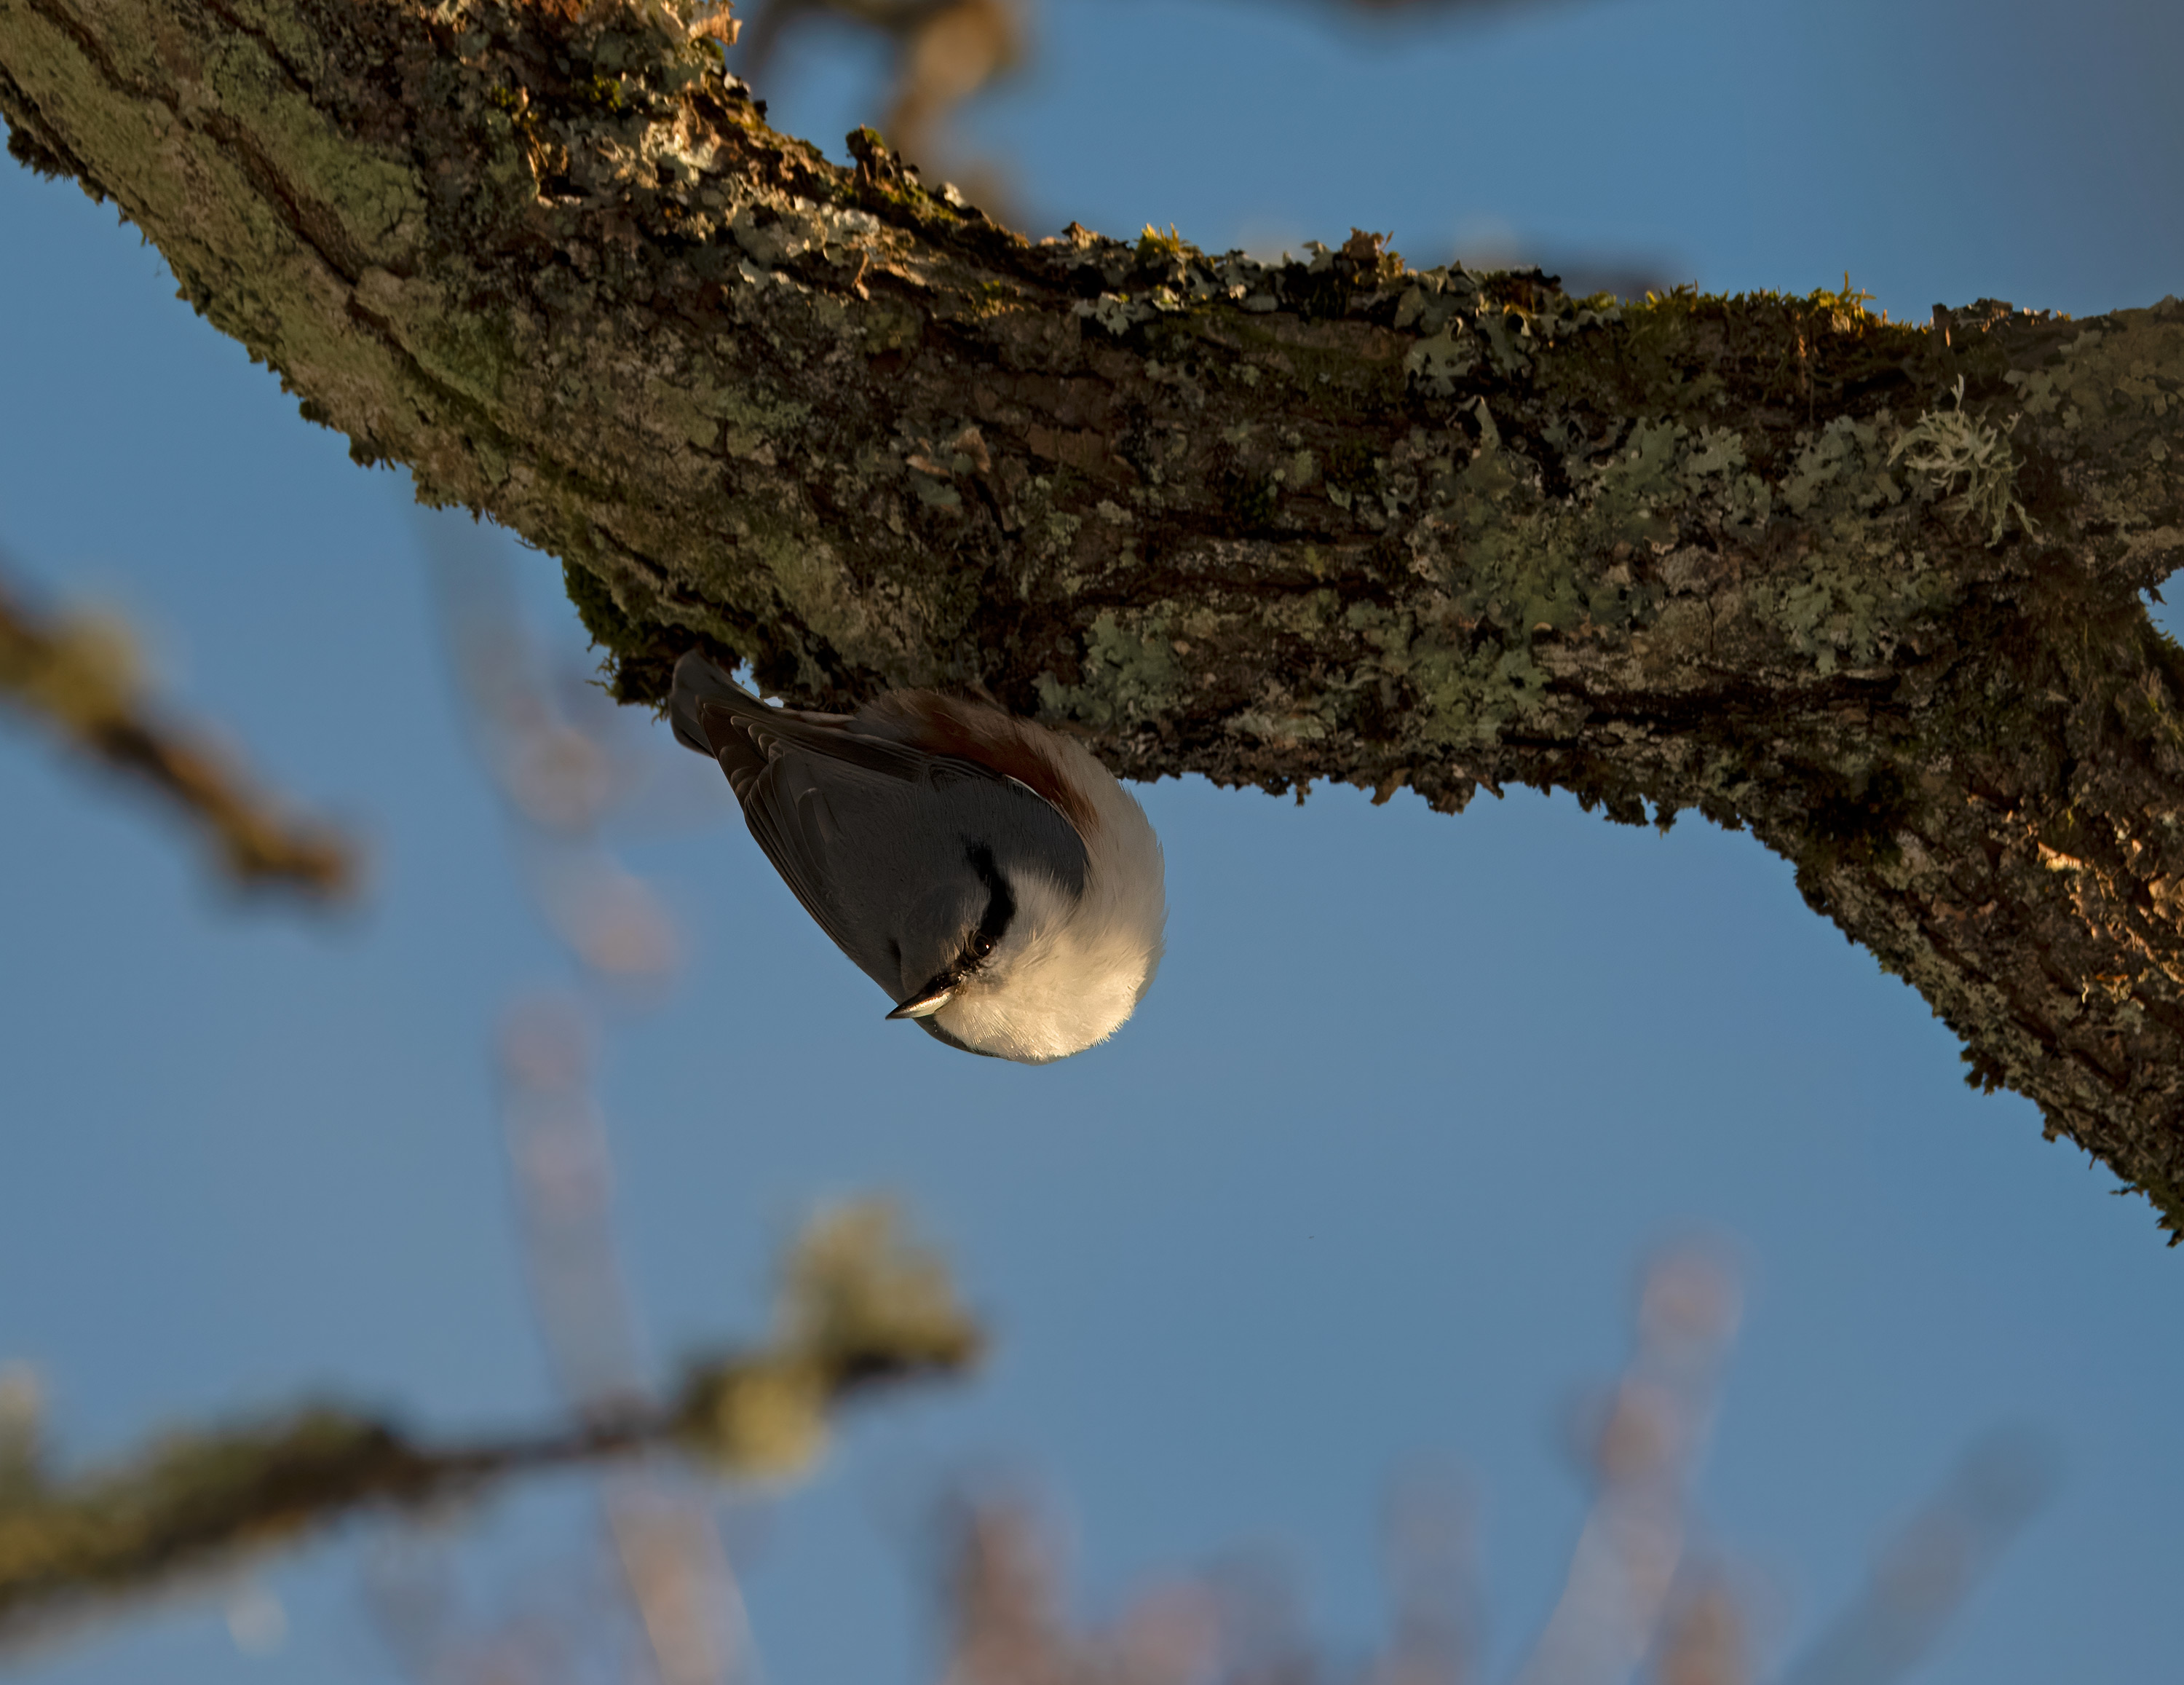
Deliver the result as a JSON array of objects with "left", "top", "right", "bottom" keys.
[{"left": 669, "top": 652, "right": 770, "bottom": 792}]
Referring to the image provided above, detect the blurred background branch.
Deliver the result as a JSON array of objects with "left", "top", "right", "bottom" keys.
[
  {"left": 906, "top": 1246, "right": 2048, "bottom": 1685},
  {"left": 733, "top": 0, "right": 1618, "bottom": 248},
  {"left": 422, "top": 507, "right": 740, "bottom": 1684},
  {"left": 0, "top": 1188, "right": 2047, "bottom": 1684},
  {"left": 419, "top": 509, "right": 778, "bottom": 1685},
  {"left": 0, "top": 557, "right": 355, "bottom": 902},
  {"left": 0, "top": 1203, "right": 980, "bottom": 1660},
  {"left": 1513, "top": 1247, "right": 1741, "bottom": 1685},
  {"left": 496, "top": 997, "right": 751, "bottom": 1685},
  {"left": 1778, "top": 1431, "right": 2057, "bottom": 1685},
  {"left": 736, "top": 0, "right": 1028, "bottom": 217}
]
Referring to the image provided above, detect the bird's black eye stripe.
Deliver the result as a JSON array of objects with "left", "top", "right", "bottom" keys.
[{"left": 963, "top": 841, "right": 1014, "bottom": 965}]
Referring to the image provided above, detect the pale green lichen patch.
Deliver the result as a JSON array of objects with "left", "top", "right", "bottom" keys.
[
  {"left": 1782, "top": 416, "right": 1901, "bottom": 518},
  {"left": 1999, "top": 301, "right": 2184, "bottom": 583},
  {"left": 713, "top": 387, "right": 810, "bottom": 461},
  {"left": 1748, "top": 540, "right": 1948, "bottom": 676},
  {"left": 1889, "top": 377, "right": 2035, "bottom": 545},
  {"left": 1035, "top": 612, "right": 1181, "bottom": 730},
  {"left": 355, "top": 269, "right": 529, "bottom": 412},
  {"left": 1232, "top": 706, "right": 1333, "bottom": 745},
  {"left": 200, "top": 34, "right": 424, "bottom": 267},
  {"left": 1404, "top": 321, "right": 1476, "bottom": 395}
]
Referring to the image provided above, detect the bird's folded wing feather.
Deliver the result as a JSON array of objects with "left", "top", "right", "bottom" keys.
[
  {"left": 694, "top": 693, "right": 1008, "bottom": 797},
  {"left": 738, "top": 753, "right": 912, "bottom": 993},
  {"left": 738, "top": 744, "right": 1091, "bottom": 1000}
]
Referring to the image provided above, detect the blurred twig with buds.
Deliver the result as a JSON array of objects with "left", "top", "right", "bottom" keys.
[
  {"left": 0, "top": 556, "right": 355, "bottom": 901},
  {"left": 0, "top": 1204, "right": 980, "bottom": 1657},
  {"left": 731, "top": 0, "right": 1605, "bottom": 235},
  {"left": 738, "top": 0, "right": 1026, "bottom": 215}
]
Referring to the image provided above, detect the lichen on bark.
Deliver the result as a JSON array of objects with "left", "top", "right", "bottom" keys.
[{"left": 6, "top": 0, "right": 2184, "bottom": 1230}]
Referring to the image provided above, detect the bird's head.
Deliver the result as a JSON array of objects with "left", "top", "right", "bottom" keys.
[{"left": 890, "top": 859, "right": 1165, "bottom": 1063}]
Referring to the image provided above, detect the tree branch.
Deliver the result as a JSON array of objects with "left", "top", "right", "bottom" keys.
[
  {"left": 0, "top": 1201, "right": 980, "bottom": 1652},
  {"left": 0, "top": 561, "right": 355, "bottom": 900},
  {"left": 4, "top": 1, "right": 2183, "bottom": 1224}
]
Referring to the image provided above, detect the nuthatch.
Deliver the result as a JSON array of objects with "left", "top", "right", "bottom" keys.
[{"left": 670, "top": 652, "right": 1165, "bottom": 1062}]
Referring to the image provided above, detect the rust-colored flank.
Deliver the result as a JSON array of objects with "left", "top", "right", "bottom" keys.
[{"left": 875, "top": 692, "right": 1101, "bottom": 837}]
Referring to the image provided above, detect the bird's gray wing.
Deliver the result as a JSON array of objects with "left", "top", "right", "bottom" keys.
[
  {"left": 738, "top": 754, "right": 915, "bottom": 995},
  {"left": 738, "top": 747, "right": 1089, "bottom": 1003},
  {"left": 739, "top": 751, "right": 1005, "bottom": 1001}
]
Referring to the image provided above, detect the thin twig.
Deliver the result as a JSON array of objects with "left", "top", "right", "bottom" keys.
[
  {"left": 0, "top": 561, "right": 355, "bottom": 901},
  {"left": 0, "top": 1205, "right": 981, "bottom": 1656}
]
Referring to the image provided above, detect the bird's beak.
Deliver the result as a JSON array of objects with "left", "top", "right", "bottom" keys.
[{"left": 887, "top": 983, "right": 955, "bottom": 1020}]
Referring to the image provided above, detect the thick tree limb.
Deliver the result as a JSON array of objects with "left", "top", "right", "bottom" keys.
[{"left": 5, "top": 1, "right": 2184, "bottom": 1226}]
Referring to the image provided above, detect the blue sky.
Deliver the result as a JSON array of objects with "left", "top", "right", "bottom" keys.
[{"left": 4, "top": 1, "right": 2183, "bottom": 1682}]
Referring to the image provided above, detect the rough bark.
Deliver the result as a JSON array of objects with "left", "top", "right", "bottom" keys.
[{"left": 6, "top": 0, "right": 2184, "bottom": 1228}]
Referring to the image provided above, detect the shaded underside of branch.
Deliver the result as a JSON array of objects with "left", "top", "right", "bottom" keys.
[{"left": 5, "top": 0, "right": 2184, "bottom": 1222}]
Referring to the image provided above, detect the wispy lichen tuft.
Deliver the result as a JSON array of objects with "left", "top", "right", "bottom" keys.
[{"left": 1889, "top": 376, "right": 2038, "bottom": 546}]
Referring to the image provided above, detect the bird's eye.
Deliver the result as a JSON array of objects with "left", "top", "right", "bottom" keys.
[{"left": 970, "top": 931, "right": 996, "bottom": 960}]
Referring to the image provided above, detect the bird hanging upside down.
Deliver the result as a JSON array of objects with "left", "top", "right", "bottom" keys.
[{"left": 670, "top": 652, "right": 1166, "bottom": 1062}]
